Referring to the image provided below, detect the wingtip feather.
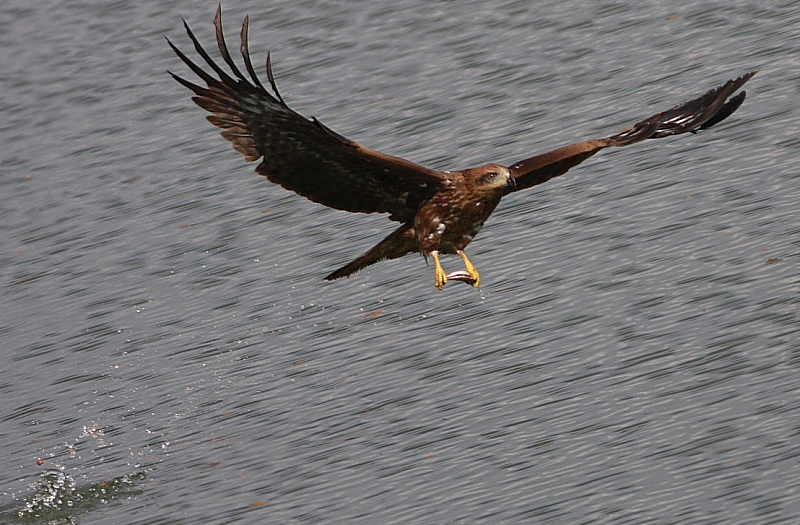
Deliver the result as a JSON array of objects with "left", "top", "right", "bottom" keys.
[
  {"left": 265, "top": 52, "right": 287, "bottom": 106},
  {"left": 239, "top": 14, "right": 267, "bottom": 90}
]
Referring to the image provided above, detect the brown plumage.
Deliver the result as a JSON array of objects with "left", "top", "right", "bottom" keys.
[{"left": 168, "top": 6, "right": 756, "bottom": 290}]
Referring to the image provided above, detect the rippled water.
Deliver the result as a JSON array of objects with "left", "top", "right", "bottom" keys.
[{"left": 2, "top": 0, "right": 799, "bottom": 523}]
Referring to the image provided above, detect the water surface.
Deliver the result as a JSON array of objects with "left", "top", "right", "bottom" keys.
[{"left": 1, "top": 0, "right": 799, "bottom": 523}]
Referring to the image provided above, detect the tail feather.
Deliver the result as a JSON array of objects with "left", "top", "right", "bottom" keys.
[{"left": 325, "top": 223, "right": 417, "bottom": 280}]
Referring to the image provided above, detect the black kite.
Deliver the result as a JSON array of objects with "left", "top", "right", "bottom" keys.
[{"left": 168, "top": 6, "right": 756, "bottom": 289}]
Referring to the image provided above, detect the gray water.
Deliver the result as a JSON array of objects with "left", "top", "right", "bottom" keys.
[{"left": 2, "top": 0, "right": 799, "bottom": 523}]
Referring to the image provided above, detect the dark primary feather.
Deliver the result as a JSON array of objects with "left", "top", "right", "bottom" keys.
[
  {"left": 168, "top": 5, "right": 445, "bottom": 222},
  {"left": 507, "top": 71, "right": 756, "bottom": 192}
]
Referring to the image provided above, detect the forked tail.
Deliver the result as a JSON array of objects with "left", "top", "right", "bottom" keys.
[{"left": 325, "top": 223, "right": 417, "bottom": 280}]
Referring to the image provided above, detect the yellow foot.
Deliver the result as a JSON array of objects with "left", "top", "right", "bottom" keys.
[
  {"left": 432, "top": 251, "right": 447, "bottom": 290},
  {"left": 457, "top": 250, "right": 481, "bottom": 289}
]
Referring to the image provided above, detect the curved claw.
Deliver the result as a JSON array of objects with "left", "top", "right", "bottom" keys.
[
  {"left": 457, "top": 250, "right": 481, "bottom": 289},
  {"left": 432, "top": 251, "right": 447, "bottom": 290}
]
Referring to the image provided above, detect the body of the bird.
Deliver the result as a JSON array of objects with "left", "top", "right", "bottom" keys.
[
  {"left": 415, "top": 165, "right": 512, "bottom": 255},
  {"left": 413, "top": 165, "right": 514, "bottom": 288}
]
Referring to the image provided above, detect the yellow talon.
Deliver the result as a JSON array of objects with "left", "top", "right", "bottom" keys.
[
  {"left": 432, "top": 251, "right": 447, "bottom": 290},
  {"left": 457, "top": 250, "right": 480, "bottom": 288}
]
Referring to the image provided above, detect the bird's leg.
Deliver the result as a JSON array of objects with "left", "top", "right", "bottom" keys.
[
  {"left": 457, "top": 250, "right": 480, "bottom": 288},
  {"left": 432, "top": 250, "right": 447, "bottom": 290}
]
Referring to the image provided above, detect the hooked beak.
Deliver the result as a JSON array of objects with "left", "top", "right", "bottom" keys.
[{"left": 506, "top": 175, "right": 517, "bottom": 192}]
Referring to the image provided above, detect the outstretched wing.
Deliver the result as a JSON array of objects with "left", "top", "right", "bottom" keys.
[
  {"left": 507, "top": 71, "right": 757, "bottom": 193},
  {"left": 168, "top": 6, "right": 445, "bottom": 222}
]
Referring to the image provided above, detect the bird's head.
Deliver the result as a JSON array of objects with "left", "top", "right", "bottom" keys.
[{"left": 470, "top": 164, "right": 516, "bottom": 194}]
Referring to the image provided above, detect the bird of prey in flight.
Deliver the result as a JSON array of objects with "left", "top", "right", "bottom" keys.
[{"left": 168, "top": 6, "right": 755, "bottom": 290}]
